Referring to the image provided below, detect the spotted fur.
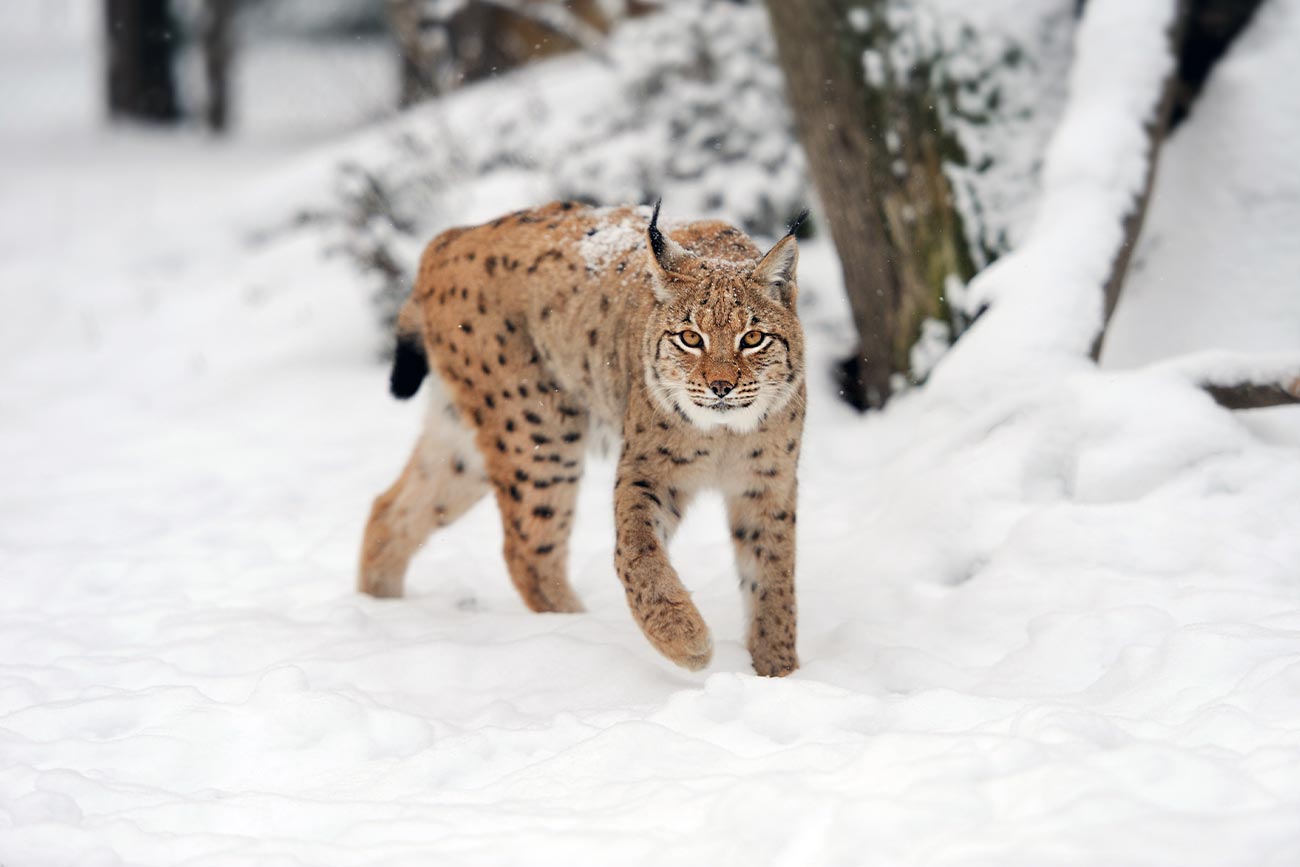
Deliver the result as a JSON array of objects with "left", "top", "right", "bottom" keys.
[{"left": 358, "top": 200, "right": 805, "bottom": 676}]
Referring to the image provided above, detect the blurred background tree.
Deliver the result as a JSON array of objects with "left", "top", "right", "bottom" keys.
[
  {"left": 202, "top": 0, "right": 235, "bottom": 130},
  {"left": 106, "top": 0, "right": 181, "bottom": 123},
  {"left": 765, "top": 0, "right": 977, "bottom": 410},
  {"left": 386, "top": 0, "right": 627, "bottom": 105},
  {"left": 104, "top": 0, "right": 233, "bottom": 131},
  {"left": 102, "top": 0, "right": 642, "bottom": 129}
]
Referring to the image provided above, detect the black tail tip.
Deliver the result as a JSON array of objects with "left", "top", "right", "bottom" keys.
[{"left": 389, "top": 334, "right": 428, "bottom": 399}]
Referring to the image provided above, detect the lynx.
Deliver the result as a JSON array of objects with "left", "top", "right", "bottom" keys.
[{"left": 358, "top": 200, "right": 806, "bottom": 676}]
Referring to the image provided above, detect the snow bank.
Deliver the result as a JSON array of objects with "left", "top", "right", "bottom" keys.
[{"left": 2, "top": 3, "right": 1300, "bottom": 865}]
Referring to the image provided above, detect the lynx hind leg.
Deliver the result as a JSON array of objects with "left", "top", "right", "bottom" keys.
[
  {"left": 359, "top": 386, "right": 489, "bottom": 598},
  {"left": 480, "top": 392, "right": 589, "bottom": 614}
]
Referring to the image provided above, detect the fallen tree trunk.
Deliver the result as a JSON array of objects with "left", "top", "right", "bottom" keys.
[
  {"left": 1089, "top": 0, "right": 1266, "bottom": 361},
  {"left": 1205, "top": 383, "right": 1300, "bottom": 411},
  {"left": 1090, "top": 0, "right": 1189, "bottom": 361}
]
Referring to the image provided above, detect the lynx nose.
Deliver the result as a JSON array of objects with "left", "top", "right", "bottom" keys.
[{"left": 709, "top": 380, "right": 735, "bottom": 398}]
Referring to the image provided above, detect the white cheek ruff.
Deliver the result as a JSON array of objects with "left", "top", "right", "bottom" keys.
[
  {"left": 687, "top": 399, "right": 767, "bottom": 433},
  {"left": 646, "top": 368, "right": 792, "bottom": 435}
]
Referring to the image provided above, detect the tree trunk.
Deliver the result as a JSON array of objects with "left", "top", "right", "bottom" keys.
[
  {"left": 105, "top": 0, "right": 180, "bottom": 124},
  {"left": 202, "top": 0, "right": 234, "bottom": 133},
  {"left": 764, "top": 0, "right": 976, "bottom": 410},
  {"left": 447, "top": 2, "right": 511, "bottom": 88},
  {"left": 388, "top": 0, "right": 445, "bottom": 106},
  {"left": 1169, "top": 0, "right": 1267, "bottom": 129},
  {"left": 388, "top": 1, "right": 610, "bottom": 108}
]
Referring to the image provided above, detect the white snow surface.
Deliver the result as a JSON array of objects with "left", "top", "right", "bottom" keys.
[{"left": 3, "top": 4, "right": 1300, "bottom": 866}]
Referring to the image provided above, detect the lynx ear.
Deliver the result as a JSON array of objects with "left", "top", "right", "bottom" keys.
[
  {"left": 753, "top": 212, "right": 805, "bottom": 307},
  {"left": 646, "top": 199, "right": 692, "bottom": 303}
]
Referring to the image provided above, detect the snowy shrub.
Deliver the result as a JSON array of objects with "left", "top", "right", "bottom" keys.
[
  {"left": 545, "top": 0, "right": 805, "bottom": 234},
  {"left": 322, "top": 132, "right": 470, "bottom": 331},
  {"left": 887, "top": 0, "right": 1076, "bottom": 270},
  {"left": 309, "top": 0, "right": 807, "bottom": 331}
]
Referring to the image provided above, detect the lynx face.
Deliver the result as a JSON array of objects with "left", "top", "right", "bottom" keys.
[
  {"left": 643, "top": 209, "right": 805, "bottom": 434},
  {"left": 646, "top": 268, "right": 803, "bottom": 433}
]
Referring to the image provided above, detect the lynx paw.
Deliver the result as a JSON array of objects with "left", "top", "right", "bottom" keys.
[
  {"left": 641, "top": 594, "right": 713, "bottom": 671},
  {"left": 748, "top": 635, "right": 798, "bottom": 677},
  {"left": 358, "top": 571, "right": 404, "bottom": 599},
  {"left": 750, "top": 649, "right": 798, "bottom": 678},
  {"left": 529, "top": 585, "right": 586, "bottom": 614}
]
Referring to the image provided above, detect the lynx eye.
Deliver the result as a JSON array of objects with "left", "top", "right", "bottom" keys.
[
  {"left": 678, "top": 330, "right": 703, "bottom": 348},
  {"left": 741, "top": 329, "right": 765, "bottom": 348}
]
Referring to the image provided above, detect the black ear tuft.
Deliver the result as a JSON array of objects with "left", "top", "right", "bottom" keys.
[
  {"left": 645, "top": 198, "right": 694, "bottom": 301},
  {"left": 648, "top": 197, "right": 666, "bottom": 260},
  {"left": 786, "top": 208, "right": 810, "bottom": 238}
]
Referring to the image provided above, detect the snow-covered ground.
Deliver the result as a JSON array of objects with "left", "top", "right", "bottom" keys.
[{"left": 3, "top": 3, "right": 1300, "bottom": 865}]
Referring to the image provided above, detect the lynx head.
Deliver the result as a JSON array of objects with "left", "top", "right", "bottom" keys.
[{"left": 642, "top": 202, "right": 807, "bottom": 434}]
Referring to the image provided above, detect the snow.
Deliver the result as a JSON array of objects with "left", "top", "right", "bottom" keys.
[
  {"left": 957, "top": 0, "right": 1183, "bottom": 357},
  {"left": 1103, "top": 0, "right": 1300, "bottom": 369},
  {"left": 3, "top": 2, "right": 1300, "bottom": 865},
  {"left": 576, "top": 206, "right": 651, "bottom": 271}
]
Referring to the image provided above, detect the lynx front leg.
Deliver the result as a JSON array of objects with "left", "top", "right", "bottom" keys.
[
  {"left": 726, "top": 477, "right": 798, "bottom": 676},
  {"left": 613, "top": 450, "right": 710, "bottom": 670},
  {"left": 359, "top": 397, "right": 489, "bottom": 598}
]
